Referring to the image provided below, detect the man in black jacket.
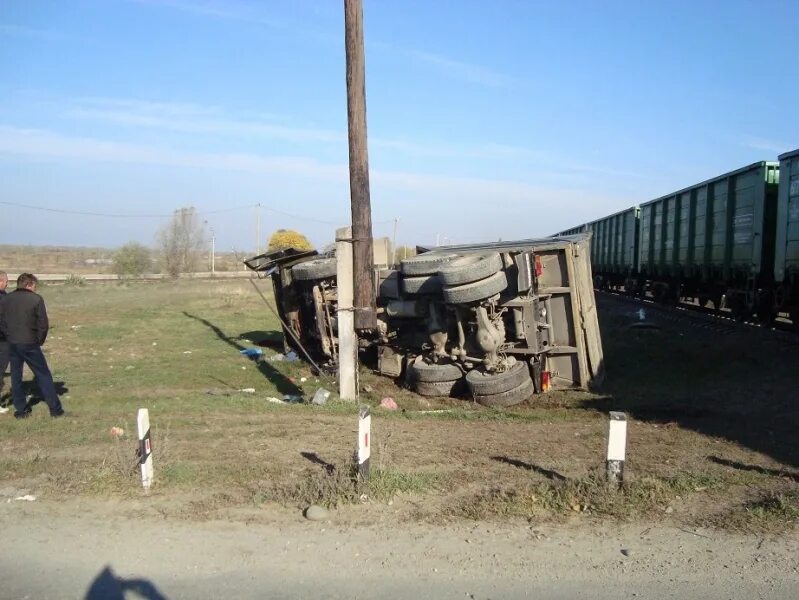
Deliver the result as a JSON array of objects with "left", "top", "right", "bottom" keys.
[
  {"left": 0, "top": 271, "right": 9, "bottom": 407},
  {"left": 0, "top": 273, "right": 64, "bottom": 418}
]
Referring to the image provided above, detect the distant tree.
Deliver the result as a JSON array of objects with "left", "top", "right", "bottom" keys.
[
  {"left": 113, "top": 242, "right": 152, "bottom": 278},
  {"left": 267, "top": 229, "right": 313, "bottom": 253},
  {"left": 157, "top": 207, "right": 206, "bottom": 277}
]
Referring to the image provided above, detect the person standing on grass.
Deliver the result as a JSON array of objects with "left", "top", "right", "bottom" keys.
[
  {"left": 0, "top": 271, "right": 9, "bottom": 410},
  {"left": 0, "top": 273, "right": 65, "bottom": 419}
]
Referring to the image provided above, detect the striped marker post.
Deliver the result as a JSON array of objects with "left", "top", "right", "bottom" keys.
[
  {"left": 606, "top": 411, "right": 627, "bottom": 485},
  {"left": 137, "top": 408, "right": 154, "bottom": 492},
  {"left": 357, "top": 405, "right": 371, "bottom": 481}
]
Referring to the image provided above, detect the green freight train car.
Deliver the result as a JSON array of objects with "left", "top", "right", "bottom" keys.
[
  {"left": 774, "top": 148, "right": 799, "bottom": 322},
  {"left": 589, "top": 207, "right": 640, "bottom": 291},
  {"left": 636, "top": 161, "right": 780, "bottom": 317}
]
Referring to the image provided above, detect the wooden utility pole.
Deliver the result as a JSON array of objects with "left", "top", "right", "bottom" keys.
[{"left": 344, "top": 0, "right": 377, "bottom": 330}]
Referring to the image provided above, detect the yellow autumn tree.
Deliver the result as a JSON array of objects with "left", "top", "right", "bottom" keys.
[{"left": 267, "top": 229, "right": 313, "bottom": 252}]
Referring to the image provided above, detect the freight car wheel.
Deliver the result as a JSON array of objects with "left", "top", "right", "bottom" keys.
[
  {"left": 474, "top": 378, "right": 535, "bottom": 408},
  {"left": 292, "top": 258, "right": 337, "bottom": 281},
  {"left": 442, "top": 271, "right": 508, "bottom": 304},
  {"left": 438, "top": 253, "right": 502, "bottom": 286},
  {"left": 465, "top": 361, "right": 531, "bottom": 396},
  {"left": 408, "top": 357, "right": 463, "bottom": 383},
  {"left": 755, "top": 290, "right": 776, "bottom": 326}
]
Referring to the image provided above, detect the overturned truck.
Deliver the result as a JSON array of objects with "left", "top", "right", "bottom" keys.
[{"left": 245, "top": 235, "right": 603, "bottom": 407}]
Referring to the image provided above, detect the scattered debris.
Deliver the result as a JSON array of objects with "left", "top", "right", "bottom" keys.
[
  {"left": 621, "top": 548, "right": 632, "bottom": 557},
  {"left": 300, "top": 377, "right": 308, "bottom": 383},
  {"left": 284, "top": 351, "right": 299, "bottom": 362},
  {"left": 379, "top": 397, "right": 398, "bottom": 410},
  {"left": 417, "top": 409, "right": 453, "bottom": 414},
  {"left": 241, "top": 366, "right": 247, "bottom": 370},
  {"left": 638, "top": 308, "right": 646, "bottom": 321},
  {"left": 304, "top": 505, "right": 329, "bottom": 521},
  {"left": 265, "top": 397, "right": 284, "bottom": 404},
  {"left": 0, "top": 407, "right": 9, "bottom": 415},
  {"left": 270, "top": 353, "right": 284, "bottom": 362},
  {"left": 238, "top": 388, "right": 256, "bottom": 394},
  {"left": 311, "top": 388, "right": 331, "bottom": 406},
  {"left": 125, "top": 365, "right": 135, "bottom": 370},
  {"left": 183, "top": 350, "right": 193, "bottom": 354},
  {"left": 665, "top": 506, "right": 674, "bottom": 514},
  {"left": 362, "top": 384, "right": 374, "bottom": 393},
  {"left": 109, "top": 427, "right": 125, "bottom": 437},
  {"left": 15, "top": 495, "right": 36, "bottom": 502},
  {"left": 240, "top": 348, "right": 263, "bottom": 359},
  {"left": 70, "top": 325, "right": 82, "bottom": 330},
  {"left": 152, "top": 342, "right": 158, "bottom": 346},
  {"left": 283, "top": 394, "right": 303, "bottom": 403}
]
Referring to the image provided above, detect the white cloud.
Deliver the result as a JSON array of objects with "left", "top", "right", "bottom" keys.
[
  {"left": 741, "top": 136, "right": 791, "bottom": 155},
  {"left": 403, "top": 49, "right": 520, "bottom": 89},
  {"left": 0, "top": 125, "right": 619, "bottom": 212},
  {"left": 131, "top": 0, "right": 283, "bottom": 28}
]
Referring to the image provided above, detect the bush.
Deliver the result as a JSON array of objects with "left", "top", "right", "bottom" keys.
[
  {"left": 267, "top": 229, "right": 313, "bottom": 253},
  {"left": 113, "top": 242, "right": 152, "bottom": 278}
]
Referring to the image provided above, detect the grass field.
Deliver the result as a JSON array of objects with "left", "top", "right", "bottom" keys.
[{"left": 1, "top": 279, "right": 797, "bottom": 531}]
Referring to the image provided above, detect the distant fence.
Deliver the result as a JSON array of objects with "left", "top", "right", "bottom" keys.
[{"left": 5, "top": 271, "right": 257, "bottom": 283}]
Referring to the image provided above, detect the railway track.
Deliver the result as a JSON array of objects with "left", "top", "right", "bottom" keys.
[{"left": 596, "top": 290, "right": 799, "bottom": 346}]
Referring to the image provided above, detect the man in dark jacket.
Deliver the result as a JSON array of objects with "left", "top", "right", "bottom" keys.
[
  {"left": 0, "top": 273, "right": 64, "bottom": 418},
  {"left": 0, "top": 271, "right": 9, "bottom": 407}
]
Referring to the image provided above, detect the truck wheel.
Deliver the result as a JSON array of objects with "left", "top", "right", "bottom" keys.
[
  {"left": 438, "top": 253, "right": 502, "bottom": 286},
  {"left": 474, "top": 377, "right": 534, "bottom": 408},
  {"left": 292, "top": 258, "right": 337, "bottom": 281},
  {"left": 409, "top": 357, "right": 463, "bottom": 382},
  {"left": 466, "top": 361, "right": 531, "bottom": 396},
  {"left": 442, "top": 271, "right": 508, "bottom": 304},
  {"left": 414, "top": 379, "right": 461, "bottom": 397},
  {"left": 402, "top": 275, "right": 442, "bottom": 295},
  {"left": 401, "top": 253, "right": 457, "bottom": 276}
]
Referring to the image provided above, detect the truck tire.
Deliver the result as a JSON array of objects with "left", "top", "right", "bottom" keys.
[
  {"left": 409, "top": 357, "right": 463, "bottom": 382},
  {"left": 402, "top": 275, "right": 442, "bottom": 295},
  {"left": 442, "top": 270, "right": 508, "bottom": 304},
  {"left": 292, "top": 258, "right": 337, "bottom": 281},
  {"left": 401, "top": 253, "right": 457, "bottom": 276},
  {"left": 438, "top": 253, "right": 502, "bottom": 286},
  {"left": 414, "top": 379, "right": 461, "bottom": 397},
  {"left": 474, "top": 377, "right": 534, "bottom": 408},
  {"left": 466, "top": 361, "right": 531, "bottom": 396}
]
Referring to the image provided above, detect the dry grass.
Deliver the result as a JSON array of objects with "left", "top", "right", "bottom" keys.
[{"left": 0, "top": 280, "right": 797, "bottom": 532}]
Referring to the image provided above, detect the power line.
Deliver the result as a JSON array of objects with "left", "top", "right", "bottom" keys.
[
  {"left": 0, "top": 200, "right": 256, "bottom": 219},
  {"left": 0, "top": 199, "right": 398, "bottom": 226}
]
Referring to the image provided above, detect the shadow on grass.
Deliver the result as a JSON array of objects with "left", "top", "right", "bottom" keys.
[
  {"left": 183, "top": 312, "right": 302, "bottom": 397},
  {"left": 301, "top": 451, "right": 336, "bottom": 475},
  {"left": 239, "top": 330, "right": 284, "bottom": 352},
  {"left": 577, "top": 294, "right": 799, "bottom": 469},
  {"left": 708, "top": 455, "right": 799, "bottom": 483},
  {"left": 491, "top": 456, "right": 567, "bottom": 481}
]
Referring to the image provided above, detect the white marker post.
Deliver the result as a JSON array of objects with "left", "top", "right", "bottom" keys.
[
  {"left": 606, "top": 411, "right": 627, "bottom": 485},
  {"left": 357, "top": 405, "right": 371, "bottom": 481},
  {"left": 137, "top": 408, "right": 154, "bottom": 492}
]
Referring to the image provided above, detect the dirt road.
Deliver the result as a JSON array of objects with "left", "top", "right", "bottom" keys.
[{"left": 1, "top": 499, "right": 797, "bottom": 599}]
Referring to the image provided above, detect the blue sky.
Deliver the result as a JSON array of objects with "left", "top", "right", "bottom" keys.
[{"left": 1, "top": 0, "right": 797, "bottom": 252}]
